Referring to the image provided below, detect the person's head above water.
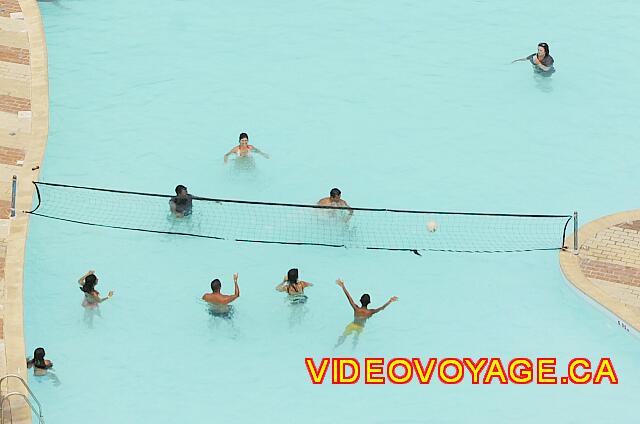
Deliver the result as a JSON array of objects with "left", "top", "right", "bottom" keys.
[
  {"left": 287, "top": 268, "right": 299, "bottom": 284},
  {"left": 80, "top": 274, "right": 97, "bottom": 293},
  {"left": 360, "top": 294, "right": 371, "bottom": 308},
  {"left": 211, "top": 279, "right": 222, "bottom": 293},
  {"left": 175, "top": 184, "right": 188, "bottom": 197},
  {"left": 537, "top": 42, "right": 549, "bottom": 57},
  {"left": 33, "top": 347, "right": 48, "bottom": 368},
  {"left": 239, "top": 133, "right": 249, "bottom": 146},
  {"left": 34, "top": 347, "right": 46, "bottom": 361},
  {"left": 330, "top": 188, "right": 341, "bottom": 199}
]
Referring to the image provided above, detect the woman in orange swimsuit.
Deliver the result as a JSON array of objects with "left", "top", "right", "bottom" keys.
[{"left": 224, "top": 132, "right": 270, "bottom": 163}]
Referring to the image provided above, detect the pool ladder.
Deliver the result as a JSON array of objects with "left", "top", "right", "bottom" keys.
[{"left": 0, "top": 375, "right": 44, "bottom": 424}]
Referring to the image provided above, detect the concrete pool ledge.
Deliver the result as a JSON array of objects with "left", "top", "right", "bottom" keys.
[
  {"left": 560, "top": 210, "right": 640, "bottom": 334},
  {"left": 0, "top": 0, "right": 48, "bottom": 421}
]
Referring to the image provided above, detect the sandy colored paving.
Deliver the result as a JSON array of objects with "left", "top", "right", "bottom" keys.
[
  {"left": 0, "top": 0, "right": 48, "bottom": 422},
  {"left": 560, "top": 211, "right": 640, "bottom": 334}
]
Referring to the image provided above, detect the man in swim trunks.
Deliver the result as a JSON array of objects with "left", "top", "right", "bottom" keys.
[
  {"left": 334, "top": 279, "right": 397, "bottom": 347},
  {"left": 202, "top": 273, "right": 240, "bottom": 305},
  {"left": 169, "top": 184, "right": 193, "bottom": 218},
  {"left": 224, "top": 132, "right": 270, "bottom": 163},
  {"left": 512, "top": 42, "right": 555, "bottom": 73},
  {"left": 317, "top": 188, "right": 354, "bottom": 221}
]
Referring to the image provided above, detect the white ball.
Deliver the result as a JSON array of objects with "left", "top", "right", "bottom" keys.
[{"left": 427, "top": 221, "right": 438, "bottom": 232}]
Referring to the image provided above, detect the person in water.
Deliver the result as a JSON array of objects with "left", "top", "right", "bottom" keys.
[
  {"left": 78, "top": 270, "right": 113, "bottom": 308},
  {"left": 275, "top": 268, "right": 313, "bottom": 303},
  {"left": 334, "top": 278, "right": 397, "bottom": 348},
  {"left": 224, "top": 133, "right": 270, "bottom": 163},
  {"left": 169, "top": 184, "right": 193, "bottom": 218},
  {"left": 27, "top": 347, "right": 53, "bottom": 375},
  {"left": 317, "top": 188, "right": 354, "bottom": 221},
  {"left": 27, "top": 347, "right": 53, "bottom": 369},
  {"left": 202, "top": 273, "right": 240, "bottom": 305},
  {"left": 512, "top": 42, "right": 555, "bottom": 73}
]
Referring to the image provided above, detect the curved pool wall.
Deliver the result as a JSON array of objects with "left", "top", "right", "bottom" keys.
[
  {"left": 0, "top": 0, "right": 48, "bottom": 421},
  {"left": 23, "top": 1, "right": 640, "bottom": 423}
]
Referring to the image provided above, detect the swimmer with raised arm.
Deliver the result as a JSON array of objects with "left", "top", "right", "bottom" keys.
[
  {"left": 78, "top": 270, "right": 113, "bottom": 308},
  {"left": 512, "top": 42, "right": 555, "bottom": 73},
  {"left": 275, "top": 268, "right": 313, "bottom": 304},
  {"left": 317, "top": 188, "right": 354, "bottom": 221},
  {"left": 334, "top": 278, "right": 397, "bottom": 348},
  {"left": 224, "top": 133, "right": 270, "bottom": 163},
  {"left": 203, "top": 273, "right": 240, "bottom": 305}
]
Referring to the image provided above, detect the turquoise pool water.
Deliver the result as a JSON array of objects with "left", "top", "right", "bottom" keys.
[{"left": 24, "top": 0, "right": 640, "bottom": 422}]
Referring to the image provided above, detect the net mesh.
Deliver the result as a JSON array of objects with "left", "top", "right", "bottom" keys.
[{"left": 27, "top": 182, "right": 573, "bottom": 253}]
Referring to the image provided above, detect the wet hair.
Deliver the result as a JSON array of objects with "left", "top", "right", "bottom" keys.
[
  {"left": 211, "top": 279, "right": 222, "bottom": 292},
  {"left": 33, "top": 347, "right": 49, "bottom": 369},
  {"left": 538, "top": 42, "right": 549, "bottom": 57},
  {"left": 360, "top": 294, "right": 371, "bottom": 307},
  {"left": 287, "top": 268, "right": 299, "bottom": 284},
  {"left": 330, "top": 188, "right": 341, "bottom": 198},
  {"left": 175, "top": 185, "right": 187, "bottom": 196},
  {"left": 239, "top": 132, "right": 249, "bottom": 141},
  {"left": 287, "top": 268, "right": 299, "bottom": 293},
  {"left": 80, "top": 274, "right": 97, "bottom": 294}
]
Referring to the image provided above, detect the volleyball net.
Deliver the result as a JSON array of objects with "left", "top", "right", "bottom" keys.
[{"left": 26, "top": 182, "right": 574, "bottom": 254}]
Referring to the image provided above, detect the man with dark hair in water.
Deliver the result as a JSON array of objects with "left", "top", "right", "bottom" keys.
[
  {"left": 334, "top": 278, "right": 397, "bottom": 348},
  {"left": 202, "top": 273, "right": 240, "bottom": 305},
  {"left": 169, "top": 184, "right": 193, "bottom": 218},
  {"left": 317, "top": 188, "right": 354, "bottom": 221}
]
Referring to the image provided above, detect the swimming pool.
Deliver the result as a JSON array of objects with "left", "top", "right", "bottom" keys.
[{"left": 24, "top": 0, "right": 640, "bottom": 422}]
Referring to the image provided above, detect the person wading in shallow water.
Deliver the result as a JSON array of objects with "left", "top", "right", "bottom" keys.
[
  {"left": 512, "top": 42, "right": 555, "bottom": 74},
  {"left": 275, "top": 268, "right": 313, "bottom": 304},
  {"left": 78, "top": 270, "right": 113, "bottom": 308},
  {"left": 334, "top": 279, "right": 398, "bottom": 348},
  {"left": 317, "top": 188, "right": 354, "bottom": 221},
  {"left": 224, "top": 133, "right": 270, "bottom": 163}
]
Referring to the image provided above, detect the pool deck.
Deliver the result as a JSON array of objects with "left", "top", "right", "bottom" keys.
[
  {"left": 0, "top": 0, "right": 48, "bottom": 422},
  {"left": 560, "top": 211, "right": 640, "bottom": 334}
]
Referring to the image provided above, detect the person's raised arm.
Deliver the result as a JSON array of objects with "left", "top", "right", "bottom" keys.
[
  {"left": 276, "top": 274, "right": 288, "bottom": 291},
  {"left": 78, "top": 270, "right": 94, "bottom": 285},
  {"left": 371, "top": 296, "right": 399, "bottom": 314},
  {"left": 336, "top": 279, "right": 358, "bottom": 310},
  {"left": 224, "top": 147, "right": 238, "bottom": 163},
  {"left": 302, "top": 280, "right": 314, "bottom": 288},
  {"left": 228, "top": 273, "right": 240, "bottom": 301}
]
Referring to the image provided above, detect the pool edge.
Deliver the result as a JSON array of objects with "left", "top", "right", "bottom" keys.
[
  {"left": 1, "top": 0, "right": 49, "bottom": 421},
  {"left": 560, "top": 210, "right": 640, "bottom": 335}
]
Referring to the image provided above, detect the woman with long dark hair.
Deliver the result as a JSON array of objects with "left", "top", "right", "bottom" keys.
[
  {"left": 512, "top": 42, "right": 555, "bottom": 73},
  {"left": 78, "top": 270, "right": 114, "bottom": 308},
  {"left": 275, "top": 268, "right": 313, "bottom": 304}
]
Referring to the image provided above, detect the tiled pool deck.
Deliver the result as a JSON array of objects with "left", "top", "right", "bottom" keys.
[
  {"left": 560, "top": 211, "right": 640, "bottom": 334},
  {"left": 0, "top": 0, "right": 48, "bottom": 421}
]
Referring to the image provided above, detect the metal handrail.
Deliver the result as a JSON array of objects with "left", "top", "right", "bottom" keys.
[
  {"left": 0, "top": 375, "right": 44, "bottom": 424},
  {"left": 1, "top": 392, "right": 44, "bottom": 424}
]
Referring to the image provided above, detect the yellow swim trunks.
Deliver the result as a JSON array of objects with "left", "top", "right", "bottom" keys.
[{"left": 342, "top": 322, "right": 364, "bottom": 336}]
